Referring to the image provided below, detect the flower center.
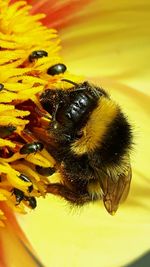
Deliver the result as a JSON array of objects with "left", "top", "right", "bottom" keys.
[{"left": 0, "top": 0, "right": 79, "bottom": 225}]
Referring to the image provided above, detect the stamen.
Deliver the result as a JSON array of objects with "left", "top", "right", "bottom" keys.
[{"left": 0, "top": 0, "right": 79, "bottom": 225}]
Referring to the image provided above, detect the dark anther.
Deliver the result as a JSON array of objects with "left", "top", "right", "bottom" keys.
[
  {"left": 29, "top": 50, "right": 48, "bottom": 62},
  {"left": 47, "top": 63, "right": 67, "bottom": 76}
]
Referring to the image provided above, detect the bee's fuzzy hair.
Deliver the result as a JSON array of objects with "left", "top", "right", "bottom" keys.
[{"left": 71, "top": 96, "right": 132, "bottom": 166}]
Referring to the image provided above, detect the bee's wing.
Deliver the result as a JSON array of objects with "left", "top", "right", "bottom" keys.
[{"left": 95, "top": 165, "right": 132, "bottom": 215}]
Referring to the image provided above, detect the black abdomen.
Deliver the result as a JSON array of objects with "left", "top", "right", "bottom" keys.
[{"left": 94, "top": 111, "right": 132, "bottom": 166}]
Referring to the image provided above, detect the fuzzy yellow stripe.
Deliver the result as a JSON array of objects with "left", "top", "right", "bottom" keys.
[{"left": 71, "top": 97, "right": 118, "bottom": 154}]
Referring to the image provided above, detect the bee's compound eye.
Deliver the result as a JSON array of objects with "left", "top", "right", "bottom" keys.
[{"left": 47, "top": 63, "right": 67, "bottom": 76}]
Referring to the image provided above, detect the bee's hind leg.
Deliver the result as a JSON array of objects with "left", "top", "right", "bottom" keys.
[{"left": 46, "top": 183, "right": 91, "bottom": 205}]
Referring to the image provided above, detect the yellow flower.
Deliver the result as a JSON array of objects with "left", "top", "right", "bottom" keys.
[{"left": 0, "top": 0, "right": 150, "bottom": 267}]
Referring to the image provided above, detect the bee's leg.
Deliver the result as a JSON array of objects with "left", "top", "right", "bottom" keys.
[{"left": 46, "top": 183, "right": 91, "bottom": 205}]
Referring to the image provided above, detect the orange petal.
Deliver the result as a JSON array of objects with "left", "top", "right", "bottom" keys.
[
  {"left": 0, "top": 203, "right": 43, "bottom": 267},
  {"left": 0, "top": 236, "right": 7, "bottom": 267},
  {"left": 27, "top": 0, "right": 91, "bottom": 29}
]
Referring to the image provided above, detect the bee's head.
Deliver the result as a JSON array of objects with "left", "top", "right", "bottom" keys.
[{"left": 43, "top": 81, "right": 108, "bottom": 144}]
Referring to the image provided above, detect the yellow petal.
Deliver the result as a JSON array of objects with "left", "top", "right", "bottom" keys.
[{"left": 61, "top": 0, "right": 150, "bottom": 95}]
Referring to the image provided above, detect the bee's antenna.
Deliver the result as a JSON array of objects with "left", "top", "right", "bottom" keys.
[{"left": 61, "top": 79, "right": 78, "bottom": 86}]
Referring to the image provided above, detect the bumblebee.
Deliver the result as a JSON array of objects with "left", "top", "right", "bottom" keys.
[{"left": 40, "top": 80, "right": 133, "bottom": 215}]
